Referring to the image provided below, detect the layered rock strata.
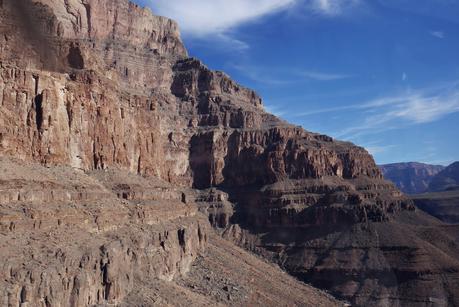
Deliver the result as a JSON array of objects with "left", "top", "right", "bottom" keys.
[
  {"left": 380, "top": 162, "right": 445, "bottom": 194},
  {"left": 1, "top": 0, "right": 459, "bottom": 306},
  {"left": 0, "top": 157, "right": 208, "bottom": 306}
]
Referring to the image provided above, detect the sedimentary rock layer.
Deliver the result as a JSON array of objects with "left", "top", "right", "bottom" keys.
[
  {"left": 380, "top": 162, "right": 445, "bottom": 194},
  {"left": 1, "top": 0, "right": 459, "bottom": 306}
]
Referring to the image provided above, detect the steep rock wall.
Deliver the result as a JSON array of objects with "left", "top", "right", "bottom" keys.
[{"left": 3, "top": 1, "right": 458, "bottom": 306}]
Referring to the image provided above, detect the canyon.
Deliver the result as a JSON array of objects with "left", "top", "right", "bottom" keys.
[
  {"left": 410, "top": 162, "right": 459, "bottom": 224},
  {"left": 379, "top": 162, "right": 445, "bottom": 194},
  {"left": 1, "top": 0, "right": 459, "bottom": 306}
]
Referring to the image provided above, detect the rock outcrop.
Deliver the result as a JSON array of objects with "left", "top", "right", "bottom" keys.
[
  {"left": 1, "top": 0, "right": 459, "bottom": 306},
  {"left": 0, "top": 157, "right": 340, "bottom": 307},
  {"left": 380, "top": 162, "right": 445, "bottom": 194},
  {"left": 0, "top": 157, "right": 208, "bottom": 306}
]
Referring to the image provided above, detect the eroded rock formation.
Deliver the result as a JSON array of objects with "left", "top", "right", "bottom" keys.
[
  {"left": 380, "top": 162, "right": 445, "bottom": 194},
  {"left": 1, "top": 0, "right": 459, "bottom": 306}
]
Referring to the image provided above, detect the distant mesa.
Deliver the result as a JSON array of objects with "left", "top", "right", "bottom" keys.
[
  {"left": 410, "top": 162, "right": 459, "bottom": 224},
  {"left": 379, "top": 162, "right": 445, "bottom": 194},
  {"left": 428, "top": 161, "right": 459, "bottom": 192},
  {"left": 381, "top": 161, "right": 459, "bottom": 224}
]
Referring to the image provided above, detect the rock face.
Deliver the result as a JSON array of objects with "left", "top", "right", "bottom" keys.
[
  {"left": 428, "top": 162, "right": 459, "bottom": 192},
  {"left": 381, "top": 161, "right": 459, "bottom": 224},
  {"left": 380, "top": 162, "right": 445, "bottom": 194},
  {"left": 0, "top": 157, "right": 339, "bottom": 307},
  {"left": 1, "top": 0, "right": 459, "bottom": 306},
  {"left": 411, "top": 162, "right": 459, "bottom": 224},
  {"left": 0, "top": 157, "right": 209, "bottom": 306},
  {"left": 0, "top": 1, "right": 340, "bottom": 306}
]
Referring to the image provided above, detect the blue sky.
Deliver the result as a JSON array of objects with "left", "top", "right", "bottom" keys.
[{"left": 135, "top": 0, "right": 459, "bottom": 165}]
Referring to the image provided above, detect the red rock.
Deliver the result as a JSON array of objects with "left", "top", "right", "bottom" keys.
[{"left": 1, "top": 0, "right": 458, "bottom": 306}]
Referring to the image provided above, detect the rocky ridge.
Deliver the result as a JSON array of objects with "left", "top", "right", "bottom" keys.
[
  {"left": 380, "top": 162, "right": 445, "bottom": 194},
  {"left": 1, "top": 0, "right": 459, "bottom": 306},
  {"left": 428, "top": 162, "right": 459, "bottom": 192},
  {"left": 411, "top": 162, "right": 459, "bottom": 224}
]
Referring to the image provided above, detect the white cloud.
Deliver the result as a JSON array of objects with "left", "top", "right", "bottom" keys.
[
  {"left": 142, "top": 0, "right": 362, "bottom": 51},
  {"left": 215, "top": 34, "right": 250, "bottom": 51},
  {"left": 388, "top": 93, "right": 459, "bottom": 123},
  {"left": 430, "top": 31, "right": 445, "bottom": 39},
  {"left": 149, "top": 0, "right": 296, "bottom": 37},
  {"left": 264, "top": 104, "right": 288, "bottom": 117},
  {"left": 363, "top": 143, "right": 397, "bottom": 155},
  {"left": 230, "top": 64, "right": 292, "bottom": 85},
  {"left": 310, "top": 0, "right": 361, "bottom": 16},
  {"left": 295, "top": 81, "right": 459, "bottom": 139},
  {"left": 231, "top": 64, "right": 351, "bottom": 85},
  {"left": 298, "top": 70, "right": 352, "bottom": 81}
]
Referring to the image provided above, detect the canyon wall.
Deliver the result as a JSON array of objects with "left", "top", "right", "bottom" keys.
[{"left": 1, "top": 0, "right": 459, "bottom": 306}]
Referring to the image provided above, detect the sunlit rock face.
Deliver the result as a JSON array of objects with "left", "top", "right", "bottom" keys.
[{"left": 1, "top": 0, "right": 459, "bottom": 306}]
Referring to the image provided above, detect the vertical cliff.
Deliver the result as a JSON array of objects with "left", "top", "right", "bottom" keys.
[{"left": 1, "top": 0, "right": 459, "bottom": 306}]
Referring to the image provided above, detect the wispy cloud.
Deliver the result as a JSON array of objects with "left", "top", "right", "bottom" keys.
[
  {"left": 362, "top": 142, "right": 397, "bottom": 155},
  {"left": 215, "top": 34, "right": 250, "bottom": 51},
  {"left": 298, "top": 70, "right": 352, "bottom": 81},
  {"left": 141, "top": 0, "right": 361, "bottom": 51},
  {"left": 231, "top": 64, "right": 352, "bottom": 85},
  {"left": 296, "top": 81, "right": 459, "bottom": 139},
  {"left": 309, "top": 0, "right": 361, "bottom": 16},
  {"left": 264, "top": 104, "right": 288, "bottom": 117},
  {"left": 430, "top": 31, "right": 445, "bottom": 39},
  {"left": 148, "top": 0, "right": 296, "bottom": 37},
  {"left": 230, "top": 64, "right": 291, "bottom": 85}
]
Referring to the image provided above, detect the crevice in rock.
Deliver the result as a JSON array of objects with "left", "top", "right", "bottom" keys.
[
  {"left": 44, "top": 296, "right": 51, "bottom": 307},
  {"left": 101, "top": 261, "right": 111, "bottom": 300},
  {"left": 67, "top": 44, "right": 84, "bottom": 69},
  {"left": 34, "top": 93, "right": 43, "bottom": 131},
  {"left": 137, "top": 155, "right": 141, "bottom": 175},
  {"left": 32, "top": 75, "right": 39, "bottom": 95},
  {"left": 66, "top": 101, "right": 72, "bottom": 128},
  {"left": 198, "top": 225, "right": 203, "bottom": 243},
  {"left": 20, "top": 285, "right": 27, "bottom": 303},
  {"left": 178, "top": 229, "right": 186, "bottom": 252},
  {"left": 93, "top": 141, "right": 100, "bottom": 169}
]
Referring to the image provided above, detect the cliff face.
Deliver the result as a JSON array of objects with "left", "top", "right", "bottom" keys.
[
  {"left": 0, "top": 157, "right": 209, "bottom": 306},
  {"left": 428, "top": 162, "right": 459, "bottom": 192},
  {"left": 0, "top": 1, "right": 342, "bottom": 306},
  {"left": 380, "top": 162, "right": 445, "bottom": 194},
  {"left": 1, "top": 0, "right": 189, "bottom": 183},
  {"left": 1, "top": 0, "right": 459, "bottom": 306},
  {"left": 411, "top": 162, "right": 459, "bottom": 224}
]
